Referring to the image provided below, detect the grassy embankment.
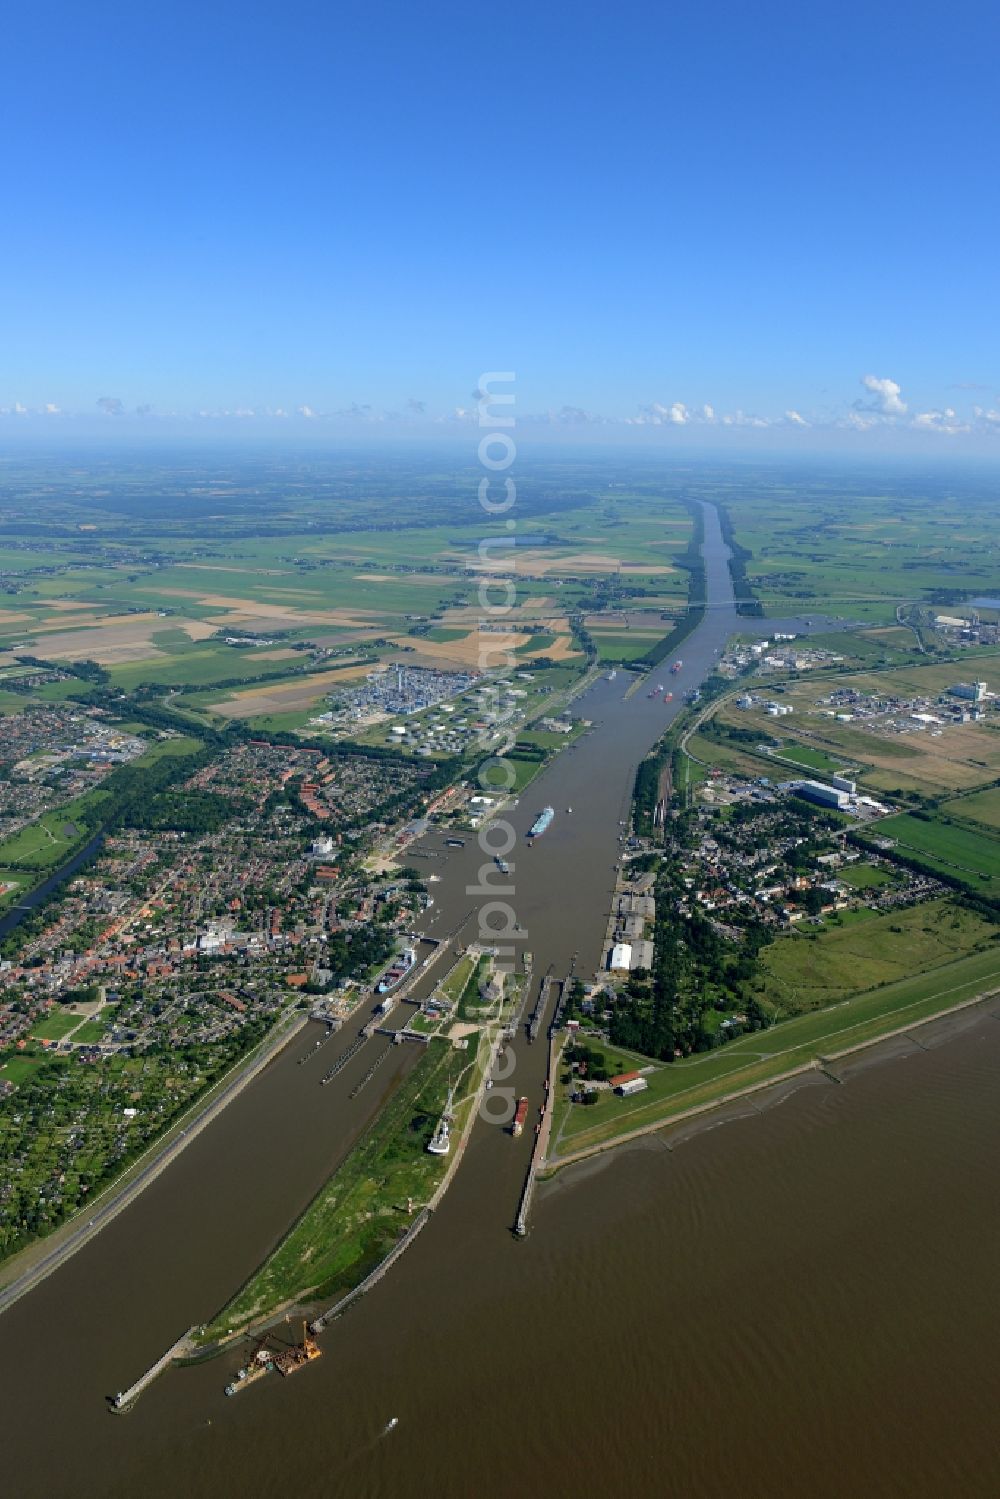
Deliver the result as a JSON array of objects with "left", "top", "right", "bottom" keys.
[
  {"left": 548, "top": 944, "right": 1000, "bottom": 1163},
  {"left": 198, "top": 1033, "right": 486, "bottom": 1344}
]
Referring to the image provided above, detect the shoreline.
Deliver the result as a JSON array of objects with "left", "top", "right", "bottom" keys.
[
  {"left": 0, "top": 1006, "right": 309, "bottom": 1316},
  {"left": 194, "top": 1020, "right": 499, "bottom": 1358},
  {"left": 541, "top": 984, "right": 1000, "bottom": 1180}
]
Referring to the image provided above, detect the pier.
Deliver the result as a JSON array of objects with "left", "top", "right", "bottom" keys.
[
  {"left": 110, "top": 1328, "right": 197, "bottom": 1412},
  {"left": 528, "top": 970, "right": 553, "bottom": 1043},
  {"left": 504, "top": 957, "right": 534, "bottom": 1040},
  {"left": 549, "top": 964, "right": 575, "bottom": 1036},
  {"left": 514, "top": 1033, "right": 561, "bottom": 1237},
  {"left": 320, "top": 1033, "right": 368, "bottom": 1084},
  {"left": 310, "top": 1209, "right": 432, "bottom": 1333},
  {"left": 297, "top": 1021, "right": 338, "bottom": 1064},
  {"left": 348, "top": 1043, "right": 393, "bottom": 1099}
]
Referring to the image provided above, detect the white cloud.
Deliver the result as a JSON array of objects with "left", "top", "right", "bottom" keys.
[
  {"left": 97, "top": 396, "right": 124, "bottom": 415},
  {"left": 630, "top": 400, "right": 690, "bottom": 426},
  {"left": 526, "top": 405, "right": 607, "bottom": 426},
  {"left": 14, "top": 401, "right": 28, "bottom": 415},
  {"left": 858, "top": 374, "right": 907, "bottom": 416},
  {"left": 784, "top": 409, "right": 808, "bottom": 426},
  {"left": 911, "top": 407, "right": 969, "bottom": 434},
  {"left": 297, "top": 405, "right": 317, "bottom": 418},
  {"left": 44, "top": 402, "right": 60, "bottom": 415},
  {"left": 720, "top": 409, "right": 770, "bottom": 428}
]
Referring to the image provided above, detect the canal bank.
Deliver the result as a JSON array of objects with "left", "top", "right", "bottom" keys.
[
  {"left": 0, "top": 501, "right": 742, "bottom": 1468},
  {"left": 0, "top": 1005, "right": 310, "bottom": 1314},
  {"left": 14, "top": 501, "right": 997, "bottom": 1498},
  {"left": 0, "top": 830, "right": 105, "bottom": 941}
]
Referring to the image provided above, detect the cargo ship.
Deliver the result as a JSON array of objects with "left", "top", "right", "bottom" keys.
[
  {"left": 528, "top": 806, "right": 554, "bottom": 839},
  {"left": 377, "top": 946, "right": 416, "bottom": 993},
  {"left": 511, "top": 1096, "right": 529, "bottom": 1137}
]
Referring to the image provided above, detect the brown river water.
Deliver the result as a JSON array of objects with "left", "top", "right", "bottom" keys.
[{"left": 3, "top": 504, "right": 999, "bottom": 1498}]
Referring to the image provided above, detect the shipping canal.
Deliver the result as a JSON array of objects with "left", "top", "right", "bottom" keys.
[{"left": 3, "top": 502, "right": 999, "bottom": 1497}]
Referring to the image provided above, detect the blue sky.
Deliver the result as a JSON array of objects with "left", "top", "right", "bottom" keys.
[{"left": 4, "top": 0, "right": 999, "bottom": 445}]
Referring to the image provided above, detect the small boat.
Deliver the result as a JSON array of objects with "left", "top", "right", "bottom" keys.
[
  {"left": 566, "top": 806, "right": 572, "bottom": 813},
  {"left": 385, "top": 1417, "right": 399, "bottom": 1433}
]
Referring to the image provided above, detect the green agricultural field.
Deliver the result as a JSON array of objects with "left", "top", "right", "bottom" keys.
[
  {"left": 591, "top": 631, "right": 664, "bottom": 662},
  {"left": 771, "top": 743, "right": 849, "bottom": 773},
  {"left": 422, "top": 627, "right": 469, "bottom": 643},
  {"left": 133, "top": 734, "right": 205, "bottom": 764},
  {"left": 943, "top": 787, "right": 1000, "bottom": 831},
  {"left": 33, "top": 678, "right": 92, "bottom": 703},
  {"left": 759, "top": 899, "right": 995, "bottom": 1013},
  {"left": 515, "top": 631, "right": 557, "bottom": 654},
  {"left": 688, "top": 732, "right": 771, "bottom": 779},
  {"left": 108, "top": 644, "right": 304, "bottom": 691},
  {"left": 716, "top": 470, "right": 1000, "bottom": 629},
  {"left": 867, "top": 812, "right": 1000, "bottom": 895}
]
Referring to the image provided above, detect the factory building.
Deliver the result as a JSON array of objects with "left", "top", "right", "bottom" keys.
[
  {"left": 608, "top": 942, "right": 633, "bottom": 973},
  {"left": 795, "top": 780, "right": 850, "bottom": 810}
]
